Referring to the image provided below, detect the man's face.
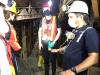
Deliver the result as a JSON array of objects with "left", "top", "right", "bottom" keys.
[
  {"left": 9, "top": 13, "right": 15, "bottom": 21},
  {"left": 43, "top": 7, "right": 51, "bottom": 16},
  {"left": 44, "top": 10, "right": 51, "bottom": 16},
  {"left": 68, "top": 13, "right": 79, "bottom": 28}
]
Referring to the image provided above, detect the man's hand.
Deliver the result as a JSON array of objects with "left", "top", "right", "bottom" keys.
[
  {"left": 60, "top": 70, "right": 75, "bottom": 75},
  {"left": 50, "top": 49, "right": 59, "bottom": 52},
  {"left": 50, "top": 45, "right": 66, "bottom": 53}
]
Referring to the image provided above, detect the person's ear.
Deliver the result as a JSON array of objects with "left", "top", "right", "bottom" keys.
[{"left": 79, "top": 15, "right": 84, "bottom": 20}]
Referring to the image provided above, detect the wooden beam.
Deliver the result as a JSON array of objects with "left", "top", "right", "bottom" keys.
[{"left": 91, "top": 0, "right": 99, "bottom": 18}]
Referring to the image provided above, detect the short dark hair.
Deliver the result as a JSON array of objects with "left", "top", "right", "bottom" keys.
[{"left": 74, "top": 12, "right": 90, "bottom": 25}]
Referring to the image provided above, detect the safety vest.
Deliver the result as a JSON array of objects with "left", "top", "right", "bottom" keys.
[
  {"left": 3, "top": 20, "right": 21, "bottom": 75},
  {"left": 5, "top": 20, "right": 21, "bottom": 51},
  {"left": 6, "top": 21, "right": 21, "bottom": 75},
  {"left": 8, "top": 27, "right": 21, "bottom": 51},
  {"left": 41, "top": 16, "right": 57, "bottom": 41}
]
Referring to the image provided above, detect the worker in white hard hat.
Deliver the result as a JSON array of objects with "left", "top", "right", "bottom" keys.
[
  {"left": 0, "top": 0, "right": 14, "bottom": 75},
  {"left": 51, "top": 1, "right": 99, "bottom": 75}
]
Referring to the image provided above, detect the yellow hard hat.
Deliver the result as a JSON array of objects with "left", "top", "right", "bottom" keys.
[{"left": 9, "top": 1, "right": 16, "bottom": 14}]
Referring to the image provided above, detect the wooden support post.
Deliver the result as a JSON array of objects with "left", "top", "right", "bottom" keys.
[
  {"left": 21, "top": 25, "right": 27, "bottom": 60},
  {"left": 91, "top": 0, "right": 99, "bottom": 18},
  {"left": 27, "top": 21, "right": 33, "bottom": 56}
]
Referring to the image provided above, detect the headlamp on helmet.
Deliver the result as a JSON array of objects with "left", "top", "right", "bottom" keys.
[
  {"left": 48, "top": 0, "right": 52, "bottom": 7},
  {"left": 62, "top": 0, "right": 73, "bottom": 12},
  {"left": 7, "top": 0, "right": 14, "bottom": 7}
]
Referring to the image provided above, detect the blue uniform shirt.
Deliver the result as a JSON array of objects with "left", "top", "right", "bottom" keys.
[{"left": 63, "top": 26, "right": 99, "bottom": 72}]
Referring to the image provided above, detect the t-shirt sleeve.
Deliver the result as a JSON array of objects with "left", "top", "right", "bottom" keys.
[{"left": 85, "top": 28, "right": 99, "bottom": 53}]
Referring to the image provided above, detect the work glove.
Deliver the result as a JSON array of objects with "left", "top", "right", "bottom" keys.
[{"left": 48, "top": 41, "right": 55, "bottom": 49}]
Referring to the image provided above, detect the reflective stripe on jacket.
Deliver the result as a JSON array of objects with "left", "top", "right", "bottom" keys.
[{"left": 41, "top": 16, "right": 57, "bottom": 41}]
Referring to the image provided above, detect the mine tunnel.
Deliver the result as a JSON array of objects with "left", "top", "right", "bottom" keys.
[{"left": 1, "top": 0, "right": 100, "bottom": 75}]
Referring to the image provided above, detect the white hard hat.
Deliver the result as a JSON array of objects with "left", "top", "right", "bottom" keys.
[
  {"left": 0, "top": 0, "right": 8, "bottom": 6},
  {"left": 68, "top": 1, "right": 88, "bottom": 14},
  {"left": 62, "top": 5, "right": 67, "bottom": 12}
]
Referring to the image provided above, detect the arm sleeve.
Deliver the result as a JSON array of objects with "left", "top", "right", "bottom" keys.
[
  {"left": 85, "top": 28, "right": 99, "bottom": 53},
  {"left": 56, "top": 17, "right": 61, "bottom": 28},
  {"left": 0, "top": 39, "right": 12, "bottom": 75}
]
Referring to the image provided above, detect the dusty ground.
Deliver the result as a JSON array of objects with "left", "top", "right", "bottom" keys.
[
  {"left": 17, "top": 55, "right": 36, "bottom": 75},
  {"left": 16, "top": 54, "right": 62, "bottom": 75},
  {"left": 16, "top": 54, "right": 100, "bottom": 75}
]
